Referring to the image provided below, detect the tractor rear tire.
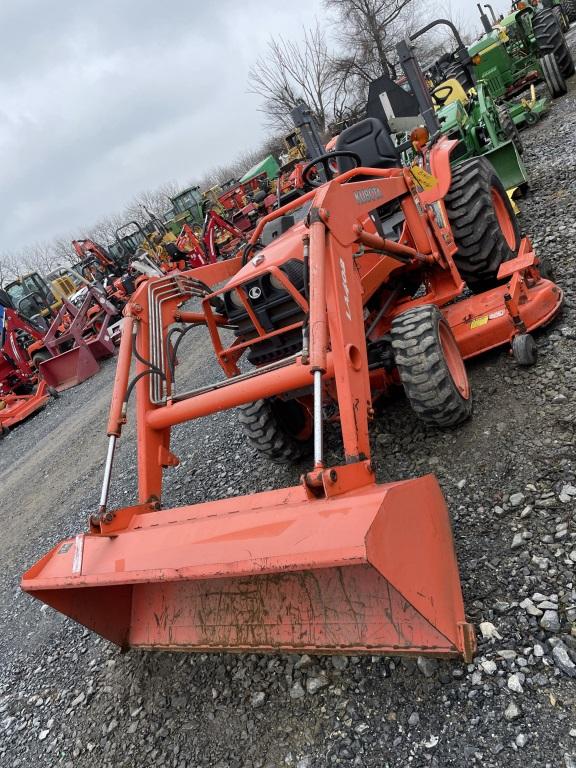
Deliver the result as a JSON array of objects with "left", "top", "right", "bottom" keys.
[
  {"left": 497, "top": 104, "right": 523, "bottom": 154},
  {"left": 238, "top": 397, "right": 313, "bottom": 463},
  {"left": 390, "top": 305, "right": 472, "bottom": 428},
  {"left": 540, "top": 53, "right": 568, "bottom": 98},
  {"left": 554, "top": 4, "right": 570, "bottom": 31},
  {"left": 533, "top": 9, "right": 575, "bottom": 78},
  {"left": 31, "top": 349, "right": 51, "bottom": 370},
  {"left": 444, "top": 156, "right": 521, "bottom": 293},
  {"left": 560, "top": 0, "right": 576, "bottom": 22}
]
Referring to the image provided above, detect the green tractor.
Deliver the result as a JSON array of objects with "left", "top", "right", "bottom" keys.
[
  {"left": 163, "top": 185, "right": 205, "bottom": 236},
  {"left": 451, "top": 3, "right": 575, "bottom": 123},
  {"left": 515, "top": 0, "right": 570, "bottom": 32},
  {"left": 382, "top": 20, "right": 529, "bottom": 193}
]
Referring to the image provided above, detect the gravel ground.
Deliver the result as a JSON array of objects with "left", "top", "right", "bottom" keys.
[{"left": 2, "top": 42, "right": 576, "bottom": 768}]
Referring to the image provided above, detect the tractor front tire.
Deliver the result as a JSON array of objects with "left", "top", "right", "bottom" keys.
[
  {"left": 540, "top": 53, "right": 568, "bottom": 98},
  {"left": 444, "top": 157, "right": 521, "bottom": 293},
  {"left": 497, "top": 104, "right": 523, "bottom": 154},
  {"left": 390, "top": 305, "right": 472, "bottom": 428},
  {"left": 533, "top": 9, "right": 575, "bottom": 78},
  {"left": 238, "top": 397, "right": 313, "bottom": 463}
]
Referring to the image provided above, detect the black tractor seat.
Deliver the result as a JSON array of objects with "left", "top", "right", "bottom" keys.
[{"left": 335, "top": 117, "right": 401, "bottom": 173}]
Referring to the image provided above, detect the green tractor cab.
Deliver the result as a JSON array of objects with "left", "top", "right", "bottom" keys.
[{"left": 163, "top": 185, "right": 205, "bottom": 236}]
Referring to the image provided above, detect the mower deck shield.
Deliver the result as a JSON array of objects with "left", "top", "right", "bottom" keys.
[
  {"left": 21, "top": 474, "right": 474, "bottom": 659},
  {"left": 0, "top": 384, "right": 49, "bottom": 429},
  {"left": 39, "top": 345, "right": 100, "bottom": 391}
]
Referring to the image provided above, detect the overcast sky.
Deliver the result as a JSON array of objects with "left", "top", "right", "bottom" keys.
[{"left": 0, "top": 0, "right": 512, "bottom": 254}]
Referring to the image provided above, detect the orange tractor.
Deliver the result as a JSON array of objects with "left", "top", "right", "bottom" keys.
[
  {"left": 0, "top": 289, "right": 54, "bottom": 433},
  {"left": 22, "top": 120, "right": 562, "bottom": 661}
]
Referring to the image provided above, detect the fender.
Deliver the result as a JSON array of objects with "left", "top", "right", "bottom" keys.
[{"left": 419, "top": 137, "right": 459, "bottom": 204}]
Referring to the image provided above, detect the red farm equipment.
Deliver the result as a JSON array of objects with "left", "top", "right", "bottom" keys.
[
  {"left": 216, "top": 172, "right": 272, "bottom": 232},
  {"left": 28, "top": 285, "right": 123, "bottom": 391},
  {"left": 0, "top": 290, "right": 53, "bottom": 433},
  {"left": 22, "top": 122, "right": 562, "bottom": 661},
  {"left": 176, "top": 211, "right": 246, "bottom": 265},
  {"left": 72, "top": 239, "right": 125, "bottom": 279}
]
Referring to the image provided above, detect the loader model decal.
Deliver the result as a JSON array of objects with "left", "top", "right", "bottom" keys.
[
  {"left": 340, "top": 258, "right": 352, "bottom": 321},
  {"left": 354, "top": 187, "right": 383, "bottom": 205}
]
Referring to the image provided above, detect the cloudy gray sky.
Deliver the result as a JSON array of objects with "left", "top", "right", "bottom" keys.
[{"left": 0, "top": 0, "right": 512, "bottom": 253}]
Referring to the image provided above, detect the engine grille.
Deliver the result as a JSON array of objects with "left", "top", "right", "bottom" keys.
[{"left": 225, "top": 259, "right": 306, "bottom": 366}]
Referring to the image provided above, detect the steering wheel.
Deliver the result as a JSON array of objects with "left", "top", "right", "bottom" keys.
[
  {"left": 431, "top": 83, "right": 455, "bottom": 107},
  {"left": 302, "top": 151, "right": 362, "bottom": 190}
]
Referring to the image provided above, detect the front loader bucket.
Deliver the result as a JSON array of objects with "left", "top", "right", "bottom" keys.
[
  {"left": 40, "top": 345, "right": 100, "bottom": 391},
  {"left": 483, "top": 139, "right": 529, "bottom": 194},
  {"left": 22, "top": 474, "right": 475, "bottom": 660}
]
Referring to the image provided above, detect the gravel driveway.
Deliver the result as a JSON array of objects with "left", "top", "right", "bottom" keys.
[{"left": 1, "top": 37, "right": 576, "bottom": 768}]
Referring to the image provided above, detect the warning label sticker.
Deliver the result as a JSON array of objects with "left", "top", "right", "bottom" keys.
[
  {"left": 410, "top": 166, "right": 438, "bottom": 190},
  {"left": 470, "top": 315, "right": 489, "bottom": 329}
]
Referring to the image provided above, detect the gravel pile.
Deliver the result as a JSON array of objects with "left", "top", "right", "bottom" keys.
[{"left": 2, "top": 37, "right": 576, "bottom": 768}]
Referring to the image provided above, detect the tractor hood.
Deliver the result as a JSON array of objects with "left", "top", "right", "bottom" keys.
[
  {"left": 469, "top": 30, "right": 502, "bottom": 56},
  {"left": 224, "top": 216, "right": 309, "bottom": 289}
]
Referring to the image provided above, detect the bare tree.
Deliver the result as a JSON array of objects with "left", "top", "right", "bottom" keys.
[
  {"left": 18, "top": 242, "right": 63, "bottom": 275},
  {"left": 0, "top": 252, "right": 23, "bottom": 286},
  {"left": 324, "top": 0, "right": 415, "bottom": 82},
  {"left": 248, "top": 22, "right": 350, "bottom": 132}
]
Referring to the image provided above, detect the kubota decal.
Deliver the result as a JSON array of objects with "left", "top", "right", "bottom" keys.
[
  {"left": 340, "top": 258, "right": 352, "bottom": 320},
  {"left": 354, "top": 187, "right": 383, "bottom": 204}
]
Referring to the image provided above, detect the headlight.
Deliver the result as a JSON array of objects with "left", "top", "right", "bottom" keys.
[
  {"left": 228, "top": 289, "right": 244, "bottom": 308},
  {"left": 269, "top": 273, "right": 285, "bottom": 291}
]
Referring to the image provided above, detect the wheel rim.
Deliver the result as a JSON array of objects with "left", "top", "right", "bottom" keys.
[
  {"left": 439, "top": 322, "right": 470, "bottom": 399},
  {"left": 272, "top": 398, "right": 313, "bottom": 441},
  {"left": 491, "top": 187, "right": 516, "bottom": 249}
]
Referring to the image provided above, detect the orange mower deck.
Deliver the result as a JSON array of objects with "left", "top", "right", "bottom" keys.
[{"left": 0, "top": 380, "right": 50, "bottom": 431}]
